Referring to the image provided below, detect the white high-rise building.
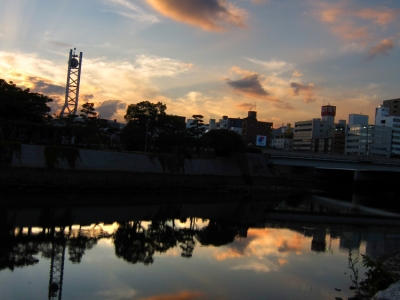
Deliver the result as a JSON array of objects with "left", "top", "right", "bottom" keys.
[{"left": 375, "top": 105, "right": 400, "bottom": 156}]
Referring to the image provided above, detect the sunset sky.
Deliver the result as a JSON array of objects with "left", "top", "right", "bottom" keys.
[{"left": 1, "top": 0, "right": 399, "bottom": 126}]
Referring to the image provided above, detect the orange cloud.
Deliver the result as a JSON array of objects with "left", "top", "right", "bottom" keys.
[
  {"left": 317, "top": 3, "right": 400, "bottom": 43},
  {"left": 278, "top": 258, "right": 288, "bottom": 266},
  {"left": 214, "top": 229, "right": 308, "bottom": 263},
  {"left": 366, "top": 38, "right": 395, "bottom": 60},
  {"left": 215, "top": 248, "right": 244, "bottom": 260},
  {"left": 356, "top": 8, "right": 400, "bottom": 26},
  {"left": 292, "top": 70, "right": 303, "bottom": 77},
  {"left": 289, "top": 82, "right": 316, "bottom": 104},
  {"left": 139, "top": 291, "right": 205, "bottom": 300},
  {"left": 331, "top": 23, "right": 371, "bottom": 42},
  {"left": 146, "top": 0, "right": 248, "bottom": 31}
]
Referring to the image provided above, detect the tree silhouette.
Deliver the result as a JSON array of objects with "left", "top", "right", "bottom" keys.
[
  {"left": 201, "top": 129, "right": 245, "bottom": 157},
  {"left": 113, "top": 221, "right": 155, "bottom": 265},
  {"left": 196, "top": 220, "right": 238, "bottom": 247}
]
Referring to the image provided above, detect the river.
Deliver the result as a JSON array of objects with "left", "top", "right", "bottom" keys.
[{"left": 1, "top": 192, "right": 399, "bottom": 300}]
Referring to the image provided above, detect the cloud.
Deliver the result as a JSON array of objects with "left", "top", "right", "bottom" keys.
[
  {"left": 330, "top": 23, "right": 371, "bottom": 42},
  {"left": 366, "top": 38, "right": 395, "bottom": 60},
  {"left": 232, "top": 262, "right": 275, "bottom": 273},
  {"left": 135, "top": 54, "right": 193, "bottom": 77},
  {"left": 319, "top": 3, "right": 400, "bottom": 26},
  {"left": 83, "top": 94, "right": 94, "bottom": 101},
  {"left": 173, "top": 91, "right": 237, "bottom": 119},
  {"left": 145, "top": 0, "right": 248, "bottom": 31},
  {"left": 273, "top": 102, "right": 294, "bottom": 110},
  {"left": 47, "top": 40, "right": 73, "bottom": 48},
  {"left": 96, "top": 287, "right": 137, "bottom": 300},
  {"left": 139, "top": 291, "right": 205, "bottom": 300},
  {"left": 27, "top": 76, "right": 65, "bottom": 95},
  {"left": 246, "top": 58, "right": 295, "bottom": 74},
  {"left": 366, "top": 82, "right": 385, "bottom": 90},
  {"left": 317, "top": 3, "right": 400, "bottom": 44},
  {"left": 96, "top": 100, "right": 127, "bottom": 119},
  {"left": 226, "top": 74, "right": 269, "bottom": 97},
  {"left": 0, "top": 51, "right": 180, "bottom": 121},
  {"left": 237, "top": 102, "right": 256, "bottom": 109},
  {"left": 292, "top": 70, "right": 303, "bottom": 77},
  {"left": 290, "top": 82, "right": 316, "bottom": 103},
  {"left": 103, "top": 0, "right": 159, "bottom": 23},
  {"left": 226, "top": 67, "right": 270, "bottom": 99}
]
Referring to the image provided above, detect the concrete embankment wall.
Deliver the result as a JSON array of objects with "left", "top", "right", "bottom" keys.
[{"left": 1, "top": 145, "right": 283, "bottom": 198}]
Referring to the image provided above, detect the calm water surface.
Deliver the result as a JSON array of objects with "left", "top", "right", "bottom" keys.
[{"left": 1, "top": 195, "right": 399, "bottom": 300}]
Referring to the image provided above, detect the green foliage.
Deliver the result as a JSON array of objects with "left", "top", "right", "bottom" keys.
[
  {"left": 361, "top": 254, "right": 399, "bottom": 296},
  {"left": 44, "top": 145, "right": 80, "bottom": 169},
  {"left": 0, "top": 140, "right": 21, "bottom": 165},
  {"left": 201, "top": 129, "right": 245, "bottom": 157}
]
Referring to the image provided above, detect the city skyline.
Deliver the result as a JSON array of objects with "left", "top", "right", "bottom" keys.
[{"left": 0, "top": 0, "right": 399, "bottom": 126}]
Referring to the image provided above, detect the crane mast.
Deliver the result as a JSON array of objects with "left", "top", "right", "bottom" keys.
[{"left": 60, "top": 48, "right": 83, "bottom": 117}]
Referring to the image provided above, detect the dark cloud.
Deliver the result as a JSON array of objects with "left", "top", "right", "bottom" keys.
[
  {"left": 290, "top": 82, "right": 316, "bottom": 103},
  {"left": 366, "top": 38, "right": 395, "bottom": 60},
  {"left": 226, "top": 74, "right": 269, "bottom": 98},
  {"left": 47, "top": 95, "right": 64, "bottom": 114},
  {"left": 96, "top": 100, "right": 126, "bottom": 119},
  {"left": 28, "top": 76, "right": 65, "bottom": 95},
  {"left": 237, "top": 102, "right": 256, "bottom": 108},
  {"left": 83, "top": 94, "right": 94, "bottom": 101},
  {"left": 146, "top": 0, "right": 247, "bottom": 31}
]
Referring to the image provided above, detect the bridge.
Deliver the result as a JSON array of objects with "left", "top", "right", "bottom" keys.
[{"left": 263, "top": 149, "right": 400, "bottom": 172}]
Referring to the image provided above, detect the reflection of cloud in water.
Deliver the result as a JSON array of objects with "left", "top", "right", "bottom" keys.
[
  {"left": 214, "top": 229, "right": 309, "bottom": 262},
  {"left": 278, "top": 258, "right": 288, "bottom": 266},
  {"left": 232, "top": 261, "right": 278, "bottom": 273},
  {"left": 139, "top": 290, "right": 204, "bottom": 300},
  {"left": 96, "top": 287, "right": 137, "bottom": 300}
]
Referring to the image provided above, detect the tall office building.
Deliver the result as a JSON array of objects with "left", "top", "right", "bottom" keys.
[
  {"left": 348, "top": 114, "right": 368, "bottom": 125},
  {"left": 382, "top": 98, "right": 400, "bottom": 116}
]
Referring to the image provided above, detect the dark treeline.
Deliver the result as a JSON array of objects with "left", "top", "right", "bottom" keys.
[{"left": 0, "top": 79, "right": 255, "bottom": 159}]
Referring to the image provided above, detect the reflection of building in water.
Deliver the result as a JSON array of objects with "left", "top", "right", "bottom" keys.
[
  {"left": 339, "top": 232, "right": 361, "bottom": 252},
  {"left": 311, "top": 228, "right": 326, "bottom": 252},
  {"left": 364, "top": 232, "right": 400, "bottom": 259}
]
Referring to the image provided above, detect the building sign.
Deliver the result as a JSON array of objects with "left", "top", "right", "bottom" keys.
[
  {"left": 321, "top": 105, "right": 336, "bottom": 116},
  {"left": 256, "top": 135, "right": 267, "bottom": 147}
]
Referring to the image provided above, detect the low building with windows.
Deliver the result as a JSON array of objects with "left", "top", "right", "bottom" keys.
[
  {"left": 293, "top": 105, "right": 336, "bottom": 152},
  {"left": 346, "top": 124, "right": 392, "bottom": 157},
  {"left": 271, "top": 124, "right": 293, "bottom": 150},
  {"left": 242, "top": 111, "right": 273, "bottom": 147}
]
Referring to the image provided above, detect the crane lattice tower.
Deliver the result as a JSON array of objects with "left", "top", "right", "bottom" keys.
[{"left": 60, "top": 48, "right": 83, "bottom": 117}]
